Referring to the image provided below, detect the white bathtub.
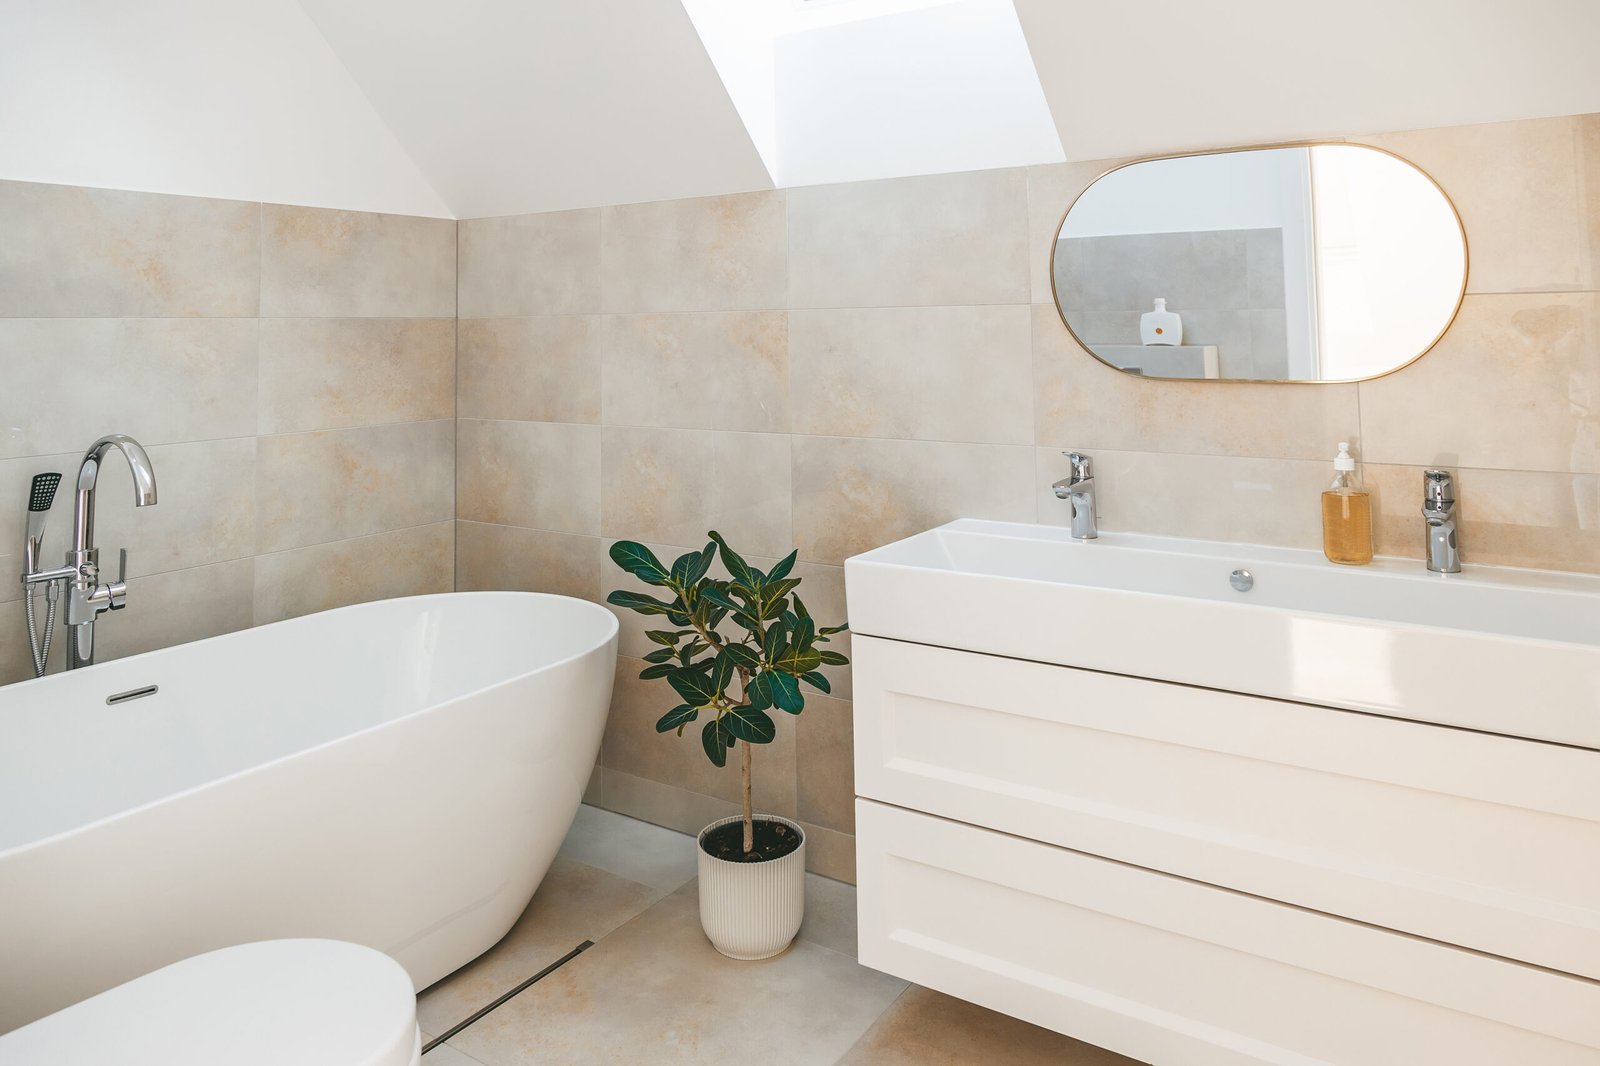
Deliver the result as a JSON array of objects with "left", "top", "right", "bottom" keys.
[{"left": 0, "top": 591, "right": 617, "bottom": 1033}]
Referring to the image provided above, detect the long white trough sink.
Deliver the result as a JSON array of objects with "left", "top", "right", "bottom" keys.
[{"left": 844, "top": 519, "right": 1600, "bottom": 749}]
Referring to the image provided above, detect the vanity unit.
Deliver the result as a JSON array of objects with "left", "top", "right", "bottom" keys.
[{"left": 846, "top": 520, "right": 1600, "bottom": 1065}]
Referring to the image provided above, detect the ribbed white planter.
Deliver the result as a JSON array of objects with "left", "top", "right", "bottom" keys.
[{"left": 697, "top": 814, "right": 806, "bottom": 960}]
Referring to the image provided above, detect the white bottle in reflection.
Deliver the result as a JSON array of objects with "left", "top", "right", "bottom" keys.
[{"left": 1140, "top": 298, "right": 1182, "bottom": 346}]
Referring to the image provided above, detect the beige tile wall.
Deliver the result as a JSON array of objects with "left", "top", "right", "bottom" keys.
[
  {"left": 0, "top": 181, "right": 456, "bottom": 684},
  {"left": 14, "top": 114, "right": 1587, "bottom": 882},
  {"left": 455, "top": 111, "right": 1600, "bottom": 883}
]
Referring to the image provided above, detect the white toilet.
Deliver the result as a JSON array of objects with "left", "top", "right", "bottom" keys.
[{"left": 0, "top": 939, "right": 420, "bottom": 1065}]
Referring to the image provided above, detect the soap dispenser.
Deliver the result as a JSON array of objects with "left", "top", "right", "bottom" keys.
[
  {"left": 1321, "top": 441, "right": 1373, "bottom": 565},
  {"left": 1140, "top": 298, "right": 1182, "bottom": 346}
]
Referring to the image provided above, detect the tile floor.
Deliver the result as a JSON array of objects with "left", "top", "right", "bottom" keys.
[{"left": 417, "top": 805, "right": 1140, "bottom": 1065}]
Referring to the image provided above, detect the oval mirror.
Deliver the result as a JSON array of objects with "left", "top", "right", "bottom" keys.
[{"left": 1050, "top": 144, "right": 1467, "bottom": 382}]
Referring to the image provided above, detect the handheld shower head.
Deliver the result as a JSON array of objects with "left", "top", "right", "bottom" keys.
[
  {"left": 29, "top": 473, "right": 62, "bottom": 514},
  {"left": 24, "top": 472, "right": 63, "bottom": 574}
]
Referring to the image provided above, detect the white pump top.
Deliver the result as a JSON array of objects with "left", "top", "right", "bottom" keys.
[
  {"left": 1152, "top": 298, "right": 1168, "bottom": 310},
  {"left": 1333, "top": 441, "right": 1356, "bottom": 472}
]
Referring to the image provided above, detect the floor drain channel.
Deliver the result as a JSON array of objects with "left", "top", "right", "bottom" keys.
[{"left": 421, "top": 940, "right": 594, "bottom": 1054}]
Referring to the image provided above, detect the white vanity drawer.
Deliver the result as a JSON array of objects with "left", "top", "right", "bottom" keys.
[
  {"left": 856, "top": 800, "right": 1600, "bottom": 1066},
  {"left": 853, "top": 635, "right": 1600, "bottom": 978}
]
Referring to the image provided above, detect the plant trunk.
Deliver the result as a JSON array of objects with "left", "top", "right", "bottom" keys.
[{"left": 741, "top": 740, "right": 753, "bottom": 854}]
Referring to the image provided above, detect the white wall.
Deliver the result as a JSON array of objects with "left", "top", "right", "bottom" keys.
[
  {"left": 0, "top": 0, "right": 451, "bottom": 216},
  {"left": 300, "top": 0, "right": 775, "bottom": 218},
  {"left": 1016, "top": 0, "right": 1600, "bottom": 161}
]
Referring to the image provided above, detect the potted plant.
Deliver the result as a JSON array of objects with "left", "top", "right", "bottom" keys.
[{"left": 607, "top": 532, "right": 848, "bottom": 959}]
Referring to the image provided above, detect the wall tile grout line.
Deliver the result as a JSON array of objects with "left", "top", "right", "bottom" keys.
[
  {"left": 447, "top": 417, "right": 1600, "bottom": 476},
  {"left": 0, "top": 519, "right": 460, "bottom": 599}
]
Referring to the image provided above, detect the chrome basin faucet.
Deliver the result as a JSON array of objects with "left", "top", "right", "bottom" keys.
[
  {"left": 22, "top": 434, "right": 158, "bottom": 671},
  {"left": 1053, "top": 451, "right": 1098, "bottom": 540},
  {"left": 1422, "top": 469, "right": 1460, "bottom": 574}
]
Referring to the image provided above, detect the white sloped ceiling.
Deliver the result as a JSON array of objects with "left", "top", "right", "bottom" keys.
[
  {"left": 8, "top": 1, "right": 1600, "bottom": 219},
  {"left": 298, "top": 0, "right": 775, "bottom": 219},
  {"left": 1014, "top": 0, "right": 1600, "bottom": 163},
  {"left": 0, "top": 0, "right": 452, "bottom": 217}
]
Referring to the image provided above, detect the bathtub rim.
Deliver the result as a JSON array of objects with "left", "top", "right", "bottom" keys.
[{"left": 0, "top": 591, "right": 619, "bottom": 860}]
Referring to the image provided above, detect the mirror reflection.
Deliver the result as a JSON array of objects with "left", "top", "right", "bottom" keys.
[{"left": 1051, "top": 144, "right": 1467, "bottom": 382}]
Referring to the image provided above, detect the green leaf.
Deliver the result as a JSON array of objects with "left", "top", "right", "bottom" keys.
[
  {"left": 759, "top": 578, "right": 801, "bottom": 620},
  {"left": 792, "top": 594, "right": 811, "bottom": 622},
  {"left": 645, "top": 629, "right": 685, "bottom": 647},
  {"left": 762, "top": 623, "right": 787, "bottom": 664},
  {"left": 747, "top": 669, "right": 801, "bottom": 713},
  {"left": 671, "top": 548, "right": 713, "bottom": 588},
  {"left": 609, "top": 541, "right": 672, "bottom": 586},
  {"left": 773, "top": 644, "right": 822, "bottom": 676},
  {"left": 790, "top": 615, "right": 816, "bottom": 651},
  {"left": 606, "top": 590, "right": 678, "bottom": 616},
  {"left": 721, "top": 643, "right": 761, "bottom": 670},
  {"left": 656, "top": 705, "right": 698, "bottom": 733},
  {"left": 708, "top": 531, "right": 760, "bottom": 591},
  {"left": 698, "top": 583, "right": 743, "bottom": 614},
  {"left": 745, "top": 672, "right": 774, "bottom": 711},
  {"left": 723, "top": 704, "right": 776, "bottom": 744},
  {"left": 668, "top": 665, "right": 721, "bottom": 708},
  {"left": 701, "top": 717, "right": 730, "bottom": 767},
  {"left": 818, "top": 649, "right": 850, "bottom": 666},
  {"left": 711, "top": 648, "right": 738, "bottom": 693},
  {"left": 642, "top": 646, "right": 676, "bottom": 664},
  {"left": 766, "top": 549, "right": 798, "bottom": 584},
  {"left": 705, "top": 583, "right": 765, "bottom": 629},
  {"left": 800, "top": 670, "right": 831, "bottom": 693},
  {"left": 678, "top": 640, "right": 709, "bottom": 666},
  {"left": 638, "top": 663, "right": 674, "bottom": 680},
  {"left": 819, "top": 623, "right": 849, "bottom": 636},
  {"left": 768, "top": 670, "right": 804, "bottom": 713}
]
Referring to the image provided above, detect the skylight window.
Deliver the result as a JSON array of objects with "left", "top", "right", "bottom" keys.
[{"left": 682, "top": 0, "right": 1063, "bottom": 187}]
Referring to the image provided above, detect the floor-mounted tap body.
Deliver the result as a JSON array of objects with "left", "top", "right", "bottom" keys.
[{"left": 54, "top": 434, "right": 158, "bottom": 669}]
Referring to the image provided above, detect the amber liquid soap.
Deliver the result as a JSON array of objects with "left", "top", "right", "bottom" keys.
[
  {"left": 1321, "top": 489, "right": 1372, "bottom": 565},
  {"left": 1321, "top": 441, "right": 1373, "bottom": 565}
]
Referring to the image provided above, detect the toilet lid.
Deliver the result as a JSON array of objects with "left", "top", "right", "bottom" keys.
[{"left": 0, "top": 940, "right": 418, "bottom": 1066}]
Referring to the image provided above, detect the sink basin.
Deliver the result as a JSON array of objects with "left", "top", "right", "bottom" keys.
[{"left": 845, "top": 519, "right": 1600, "bottom": 748}]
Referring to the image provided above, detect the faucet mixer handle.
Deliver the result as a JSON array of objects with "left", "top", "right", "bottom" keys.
[
  {"left": 1063, "top": 451, "right": 1094, "bottom": 483},
  {"left": 107, "top": 548, "right": 129, "bottom": 610},
  {"left": 1423, "top": 469, "right": 1455, "bottom": 516}
]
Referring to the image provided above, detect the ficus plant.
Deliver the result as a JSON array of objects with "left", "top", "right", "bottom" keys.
[{"left": 607, "top": 532, "right": 848, "bottom": 856}]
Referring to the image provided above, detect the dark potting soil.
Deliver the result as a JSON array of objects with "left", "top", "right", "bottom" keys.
[{"left": 701, "top": 818, "right": 802, "bottom": 863}]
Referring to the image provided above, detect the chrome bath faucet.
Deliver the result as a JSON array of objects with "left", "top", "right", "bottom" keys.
[
  {"left": 21, "top": 433, "right": 158, "bottom": 672},
  {"left": 1422, "top": 469, "right": 1460, "bottom": 574},
  {"left": 1053, "top": 451, "right": 1098, "bottom": 540}
]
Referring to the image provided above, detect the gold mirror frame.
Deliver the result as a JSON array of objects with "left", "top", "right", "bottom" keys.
[{"left": 1048, "top": 141, "right": 1470, "bottom": 385}]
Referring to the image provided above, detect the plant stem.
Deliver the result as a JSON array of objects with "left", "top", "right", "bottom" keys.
[{"left": 741, "top": 740, "right": 753, "bottom": 854}]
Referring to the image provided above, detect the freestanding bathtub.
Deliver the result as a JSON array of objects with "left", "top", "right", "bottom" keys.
[{"left": 0, "top": 591, "right": 617, "bottom": 1033}]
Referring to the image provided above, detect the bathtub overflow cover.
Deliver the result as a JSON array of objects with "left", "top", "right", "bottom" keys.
[{"left": 1229, "top": 569, "right": 1254, "bottom": 593}]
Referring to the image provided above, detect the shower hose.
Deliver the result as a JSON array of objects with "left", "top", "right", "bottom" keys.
[{"left": 25, "top": 582, "right": 58, "bottom": 677}]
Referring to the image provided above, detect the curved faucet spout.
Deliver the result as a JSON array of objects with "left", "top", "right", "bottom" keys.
[
  {"left": 72, "top": 434, "right": 158, "bottom": 560},
  {"left": 84, "top": 433, "right": 158, "bottom": 506}
]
